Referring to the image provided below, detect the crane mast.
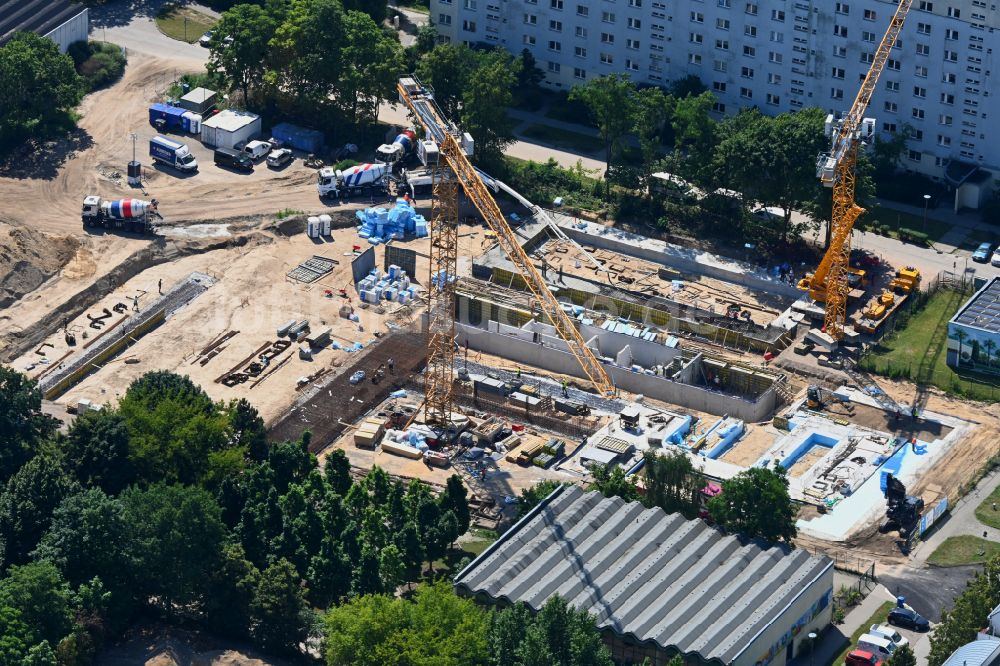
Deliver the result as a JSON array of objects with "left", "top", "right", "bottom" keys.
[
  {"left": 395, "top": 77, "right": 616, "bottom": 424},
  {"left": 802, "top": 0, "right": 912, "bottom": 340}
]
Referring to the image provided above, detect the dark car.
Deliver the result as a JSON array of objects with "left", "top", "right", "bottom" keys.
[
  {"left": 214, "top": 147, "right": 253, "bottom": 172},
  {"left": 888, "top": 607, "right": 930, "bottom": 631},
  {"left": 973, "top": 242, "right": 995, "bottom": 263}
]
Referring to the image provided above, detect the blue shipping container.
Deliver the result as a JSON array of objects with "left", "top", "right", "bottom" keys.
[
  {"left": 271, "top": 122, "right": 324, "bottom": 153},
  {"left": 149, "top": 103, "right": 186, "bottom": 130}
]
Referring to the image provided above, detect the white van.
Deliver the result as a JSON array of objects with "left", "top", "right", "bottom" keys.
[
  {"left": 857, "top": 634, "right": 896, "bottom": 661},
  {"left": 243, "top": 140, "right": 271, "bottom": 161},
  {"left": 869, "top": 624, "right": 910, "bottom": 650}
]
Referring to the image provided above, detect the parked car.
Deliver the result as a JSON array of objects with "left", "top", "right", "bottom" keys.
[
  {"left": 198, "top": 31, "right": 213, "bottom": 47},
  {"left": 845, "top": 650, "right": 883, "bottom": 666},
  {"left": 214, "top": 147, "right": 253, "bottom": 172},
  {"left": 868, "top": 625, "right": 909, "bottom": 650},
  {"left": 857, "top": 634, "right": 896, "bottom": 662},
  {"left": 242, "top": 140, "right": 271, "bottom": 161},
  {"left": 887, "top": 607, "right": 930, "bottom": 632},
  {"left": 973, "top": 242, "right": 995, "bottom": 263},
  {"left": 266, "top": 148, "right": 294, "bottom": 168},
  {"left": 991, "top": 249, "right": 1000, "bottom": 267}
]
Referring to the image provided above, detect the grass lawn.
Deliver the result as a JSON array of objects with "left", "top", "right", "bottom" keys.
[
  {"left": 827, "top": 601, "right": 895, "bottom": 666},
  {"left": 519, "top": 124, "right": 599, "bottom": 155},
  {"left": 866, "top": 209, "right": 955, "bottom": 245},
  {"left": 975, "top": 486, "right": 1000, "bottom": 530},
  {"left": 861, "top": 288, "right": 1000, "bottom": 402},
  {"left": 927, "top": 535, "right": 1000, "bottom": 566},
  {"left": 155, "top": 5, "right": 217, "bottom": 43}
]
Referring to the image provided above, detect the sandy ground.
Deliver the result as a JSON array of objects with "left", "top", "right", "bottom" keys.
[
  {"left": 720, "top": 424, "right": 779, "bottom": 467},
  {"left": 96, "top": 622, "right": 295, "bottom": 666}
]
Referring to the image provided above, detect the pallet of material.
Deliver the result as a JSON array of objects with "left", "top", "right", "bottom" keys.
[
  {"left": 533, "top": 452, "right": 554, "bottom": 468},
  {"left": 424, "top": 450, "right": 450, "bottom": 467},
  {"left": 381, "top": 440, "right": 423, "bottom": 459}
]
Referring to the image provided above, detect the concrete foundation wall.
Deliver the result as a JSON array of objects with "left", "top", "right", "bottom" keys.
[
  {"left": 526, "top": 320, "right": 684, "bottom": 368},
  {"left": 457, "top": 322, "right": 776, "bottom": 421}
]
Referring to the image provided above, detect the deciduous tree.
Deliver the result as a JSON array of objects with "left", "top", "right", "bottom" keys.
[
  {"left": 0, "top": 457, "right": 73, "bottom": 568},
  {"left": 0, "top": 368, "right": 56, "bottom": 483},
  {"left": 336, "top": 11, "right": 405, "bottom": 126},
  {"left": 707, "top": 465, "right": 797, "bottom": 544},
  {"left": 569, "top": 74, "right": 638, "bottom": 196},
  {"left": 642, "top": 449, "right": 703, "bottom": 519},
  {"left": 64, "top": 409, "right": 133, "bottom": 494},
  {"left": 250, "top": 558, "right": 312, "bottom": 653},
  {"left": 461, "top": 50, "right": 519, "bottom": 168},
  {"left": 207, "top": 3, "right": 278, "bottom": 104}
]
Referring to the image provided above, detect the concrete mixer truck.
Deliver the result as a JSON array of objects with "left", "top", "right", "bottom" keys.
[
  {"left": 317, "top": 163, "right": 389, "bottom": 199},
  {"left": 375, "top": 128, "right": 416, "bottom": 164},
  {"left": 82, "top": 196, "right": 160, "bottom": 234}
]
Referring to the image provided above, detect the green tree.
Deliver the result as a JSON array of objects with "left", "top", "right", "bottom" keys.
[
  {"left": 121, "top": 484, "right": 226, "bottom": 615},
  {"left": 336, "top": 11, "right": 405, "bottom": 126},
  {"left": 323, "top": 581, "right": 488, "bottom": 666},
  {"left": 633, "top": 86, "right": 674, "bottom": 182},
  {"left": 416, "top": 43, "right": 476, "bottom": 118},
  {"left": 208, "top": 3, "right": 278, "bottom": 103},
  {"left": 324, "top": 449, "right": 353, "bottom": 496},
  {"left": 0, "top": 33, "right": 83, "bottom": 148},
  {"left": 589, "top": 465, "right": 640, "bottom": 503},
  {"left": 670, "top": 91, "right": 717, "bottom": 183},
  {"left": 517, "top": 48, "right": 545, "bottom": 88},
  {"left": 394, "top": 521, "right": 424, "bottom": 576},
  {"left": 21, "top": 640, "right": 57, "bottom": 666},
  {"left": 642, "top": 449, "right": 703, "bottom": 519},
  {"left": 205, "top": 543, "right": 259, "bottom": 640},
  {"left": 268, "top": 0, "right": 347, "bottom": 108},
  {"left": 0, "top": 561, "right": 73, "bottom": 648},
  {"left": 517, "top": 480, "right": 568, "bottom": 517},
  {"left": 888, "top": 645, "right": 917, "bottom": 666},
  {"left": 229, "top": 398, "right": 269, "bottom": 462},
  {"left": 707, "top": 465, "right": 797, "bottom": 544},
  {"left": 64, "top": 409, "right": 134, "bottom": 494},
  {"left": 440, "top": 475, "right": 471, "bottom": 535},
  {"left": 871, "top": 125, "right": 911, "bottom": 177},
  {"left": 268, "top": 438, "right": 315, "bottom": 494},
  {"left": 378, "top": 543, "right": 405, "bottom": 593},
  {"left": 251, "top": 559, "right": 312, "bottom": 654},
  {"left": 929, "top": 556, "right": 1000, "bottom": 666},
  {"left": 343, "top": 0, "right": 388, "bottom": 25},
  {"left": 489, "top": 602, "right": 531, "bottom": 666},
  {"left": 569, "top": 74, "right": 638, "bottom": 197},
  {"left": 0, "top": 457, "right": 73, "bottom": 568},
  {"left": 500, "top": 596, "right": 614, "bottom": 666},
  {"left": 0, "top": 604, "right": 30, "bottom": 665},
  {"left": 461, "top": 50, "right": 519, "bottom": 168},
  {"left": 668, "top": 74, "right": 707, "bottom": 99},
  {"left": 0, "top": 368, "right": 57, "bottom": 483}
]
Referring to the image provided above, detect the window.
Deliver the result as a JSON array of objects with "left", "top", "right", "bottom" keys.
[
  {"left": 911, "top": 129, "right": 923, "bottom": 140},
  {"left": 523, "top": 35, "right": 535, "bottom": 45},
  {"left": 690, "top": 11, "right": 704, "bottom": 22},
  {"left": 913, "top": 86, "right": 926, "bottom": 98},
  {"left": 941, "top": 93, "right": 955, "bottom": 104},
  {"left": 600, "top": 52, "right": 613, "bottom": 64},
  {"left": 743, "top": 45, "right": 756, "bottom": 57},
  {"left": 915, "top": 65, "right": 928, "bottom": 77},
  {"left": 861, "top": 52, "right": 874, "bottom": 64},
  {"left": 938, "top": 134, "right": 951, "bottom": 146},
  {"left": 741, "top": 65, "right": 754, "bottom": 78},
  {"left": 887, "top": 58, "right": 901, "bottom": 70},
  {"left": 771, "top": 8, "right": 784, "bottom": 20},
  {"left": 769, "top": 51, "right": 783, "bottom": 63},
  {"left": 764, "top": 93, "right": 779, "bottom": 106},
  {"left": 712, "top": 102, "right": 726, "bottom": 113},
  {"left": 713, "top": 81, "right": 727, "bottom": 92},
  {"left": 947, "top": 6, "right": 960, "bottom": 17},
  {"left": 602, "top": 32, "right": 614, "bottom": 43},
  {"left": 601, "top": 11, "right": 615, "bottom": 22},
  {"left": 918, "top": 1, "right": 933, "bottom": 10},
  {"left": 744, "top": 25, "right": 757, "bottom": 37},
  {"left": 628, "top": 17, "right": 641, "bottom": 28},
  {"left": 831, "top": 88, "right": 844, "bottom": 100},
  {"left": 835, "top": 2, "right": 849, "bottom": 13},
  {"left": 916, "top": 44, "right": 929, "bottom": 56},
  {"left": 574, "top": 67, "right": 586, "bottom": 79},
  {"left": 944, "top": 50, "right": 958, "bottom": 62},
  {"left": 831, "top": 67, "right": 845, "bottom": 79},
  {"left": 945, "top": 28, "right": 959, "bottom": 40},
  {"left": 629, "top": 0, "right": 641, "bottom": 6},
  {"left": 551, "top": 0, "right": 564, "bottom": 8},
  {"left": 548, "top": 61, "right": 560, "bottom": 72},
  {"left": 627, "top": 38, "right": 640, "bottom": 49},
  {"left": 689, "top": 32, "right": 703, "bottom": 43},
  {"left": 575, "top": 26, "right": 587, "bottom": 37},
  {"left": 714, "top": 59, "right": 727, "bottom": 72},
  {"left": 689, "top": 53, "right": 702, "bottom": 64},
  {"left": 862, "top": 31, "right": 876, "bottom": 43},
  {"left": 716, "top": 39, "right": 729, "bottom": 50},
  {"left": 885, "top": 80, "right": 899, "bottom": 91},
  {"left": 917, "top": 22, "right": 931, "bottom": 34},
  {"left": 912, "top": 107, "right": 925, "bottom": 119},
  {"left": 864, "top": 8, "right": 876, "bottom": 19},
  {"left": 548, "top": 40, "right": 562, "bottom": 51},
  {"left": 717, "top": 18, "right": 730, "bottom": 29},
  {"left": 463, "top": 0, "right": 476, "bottom": 8},
  {"left": 576, "top": 4, "right": 589, "bottom": 15},
  {"left": 740, "top": 87, "right": 752, "bottom": 99},
  {"left": 746, "top": 3, "right": 758, "bottom": 15},
  {"left": 884, "top": 101, "right": 898, "bottom": 112},
  {"left": 833, "top": 45, "right": 846, "bottom": 58},
  {"left": 718, "top": 0, "right": 730, "bottom": 6},
  {"left": 770, "top": 30, "right": 783, "bottom": 42},
  {"left": 524, "top": 13, "right": 537, "bottom": 23},
  {"left": 462, "top": 19, "right": 476, "bottom": 31},
  {"left": 625, "top": 58, "right": 639, "bottom": 71},
  {"left": 939, "top": 114, "right": 953, "bottom": 125},
  {"left": 934, "top": 156, "right": 946, "bottom": 166},
  {"left": 574, "top": 45, "right": 586, "bottom": 56},
  {"left": 549, "top": 19, "right": 562, "bottom": 30},
  {"left": 834, "top": 24, "right": 848, "bottom": 38},
  {"left": 768, "top": 72, "right": 781, "bottom": 84},
  {"left": 883, "top": 123, "right": 897, "bottom": 133},
  {"left": 943, "top": 72, "right": 956, "bottom": 84},
  {"left": 907, "top": 149, "right": 921, "bottom": 161},
  {"left": 439, "top": 13, "right": 452, "bottom": 24}
]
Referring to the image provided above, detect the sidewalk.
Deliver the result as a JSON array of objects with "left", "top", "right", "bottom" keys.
[{"left": 797, "top": 584, "right": 896, "bottom": 666}]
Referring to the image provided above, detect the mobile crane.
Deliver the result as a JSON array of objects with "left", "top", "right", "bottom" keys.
[
  {"left": 798, "top": 0, "right": 912, "bottom": 341},
  {"left": 395, "top": 77, "right": 615, "bottom": 425}
]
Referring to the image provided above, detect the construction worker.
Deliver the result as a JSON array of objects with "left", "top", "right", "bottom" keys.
[
  {"left": 388, "top": 357, "right": 395, "bottom": 374},
  {"left": 158, "top": 278, "right": 162, "bottom": 294},
  {"left": 132, "top": 296, "right": 139, "bottom": 312},
  {"left": 561, "top": 380, "right": 568, "bottom": 397},
  {"left": 516, "top": 366, "right": 521, "bottom": 379}
]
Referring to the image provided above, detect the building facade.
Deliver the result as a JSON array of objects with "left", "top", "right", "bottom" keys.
[
  {"left": 0, "top": 1, "right": 89, "bottom": 53},
  {"left": 947, "top": 276, "right": 1000, "bottom": 371},
  {"left": 432, "top": 0, "right": 1000, "bottom": 188}
]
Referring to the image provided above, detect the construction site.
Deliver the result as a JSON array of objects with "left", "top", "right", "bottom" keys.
[{"left": 3, "top": 34, "right": 1000, "bottom": 571}]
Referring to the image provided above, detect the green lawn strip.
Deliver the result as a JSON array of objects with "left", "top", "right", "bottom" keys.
[
  {"left": 827, "top": 601, "right": 896, "bottom": 666},
  {"left": 867, "top": 209, "right": 955, "bottom": 244},
  {"left": 975, "top": 486, "right": 1000, "bottom": 530},
  {"left": 861, "top": 289, "right": 1000, "bottom": 402},
  {"left": 155, "top": 5, "right": 217, "bottom": 43},
  {"left": 519, "top": 124, "right": 599, "bottom": 155},
  {"left": 927, "top": 535, "right": 1000, "bottom": 566}
]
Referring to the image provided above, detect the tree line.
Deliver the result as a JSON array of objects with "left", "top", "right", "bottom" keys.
[{"left": 0, "top": 367, "right": 472, "bottom": 663}]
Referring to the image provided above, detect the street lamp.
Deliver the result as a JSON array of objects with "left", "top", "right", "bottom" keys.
[
  {"left": 808, "top": 632, "right": 818, "bottom": 666},
  {"left": 922, "top": 194, "right": 931, "bottom": 234}
]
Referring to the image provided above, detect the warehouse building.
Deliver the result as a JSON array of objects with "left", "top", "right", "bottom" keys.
[
  {"left": 455, "top": 485, "right": 833, "bottom": 666},
  {"left": 0, "top": 0, "right": 88, "bottom": 53},
  {"left": 947, "top": 277, "right": 1000, "bottom": 373},
  {"left": 200, "top": 109, "right": 262, "bottom": 150}
]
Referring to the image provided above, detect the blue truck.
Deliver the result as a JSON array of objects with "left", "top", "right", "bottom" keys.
[
  {"left": 149, "top": 135, "right": 198, "bottom": 172},
  {"left": 149, "top": 103, "right": 202, "bottom": 133}
]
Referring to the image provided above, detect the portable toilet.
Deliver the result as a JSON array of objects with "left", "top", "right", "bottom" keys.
[
  {"left": 307, "top": 216, "right": 320, "bottom": 238},
  {"left": 319, "top": 214, "right": 332, "bottom": 237}
]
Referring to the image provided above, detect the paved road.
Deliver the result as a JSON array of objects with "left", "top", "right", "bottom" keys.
[{"left": 89, "top": 1, "right": 214, "bottom": 66}]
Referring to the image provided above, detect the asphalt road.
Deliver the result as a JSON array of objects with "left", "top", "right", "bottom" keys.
[
  {"left": 879, "top": 565, "right": 981, "bottom": 623},
  {"left": 89, "top": 1, "right": 214, "bottom": 66}
]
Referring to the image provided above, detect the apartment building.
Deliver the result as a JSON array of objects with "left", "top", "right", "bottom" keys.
[{"left": 432, "top": 0, "right": 1000, "bottom": 201}]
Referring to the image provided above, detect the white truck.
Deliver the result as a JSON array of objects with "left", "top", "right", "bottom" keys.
[
  {"left": 396, "top": 166, "right": 499, "bottom": 199},
  {"left": 82, "top": 196, "right": 160, "bottom": 234},
  {"left": 317, "top": 163, "right": 389, "bottom": 199},
  {"left": 149, "top": 135, "right": 198, "bottom": 172}
]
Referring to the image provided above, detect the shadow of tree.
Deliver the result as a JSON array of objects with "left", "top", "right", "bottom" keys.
[
  {"left": 88, "top": 0, "right": 208, "bottom": 30},
  {"left": 0, "top": 127, "right": 94, "bottom": 180}
]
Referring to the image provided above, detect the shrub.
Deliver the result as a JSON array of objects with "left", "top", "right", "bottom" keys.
[
  {"left": 898, "top": 228, "right": 930, "bottom": 246},
  {"left": 69, "top": 41, "right": 126, "bottom": 91}
]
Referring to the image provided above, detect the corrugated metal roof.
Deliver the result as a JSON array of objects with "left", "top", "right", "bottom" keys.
[
  {"left": 454, "top": 485, "right": 832, "bottom": 665},
  {"left": 0, "top": 0, "right": 85, "bottom": 46},
  {"left": 202, "top": 109, "right": 260, "bottom": 132},
  {"left": 942, "top": 637, "right": 1000, "bottom": 666}
]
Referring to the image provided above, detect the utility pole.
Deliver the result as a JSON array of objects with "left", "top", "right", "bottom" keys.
[{"left": 130, "top": 133, "right": 137, "bottom": 164}]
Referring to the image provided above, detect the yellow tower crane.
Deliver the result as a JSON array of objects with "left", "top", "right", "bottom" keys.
[
  {"left": 798, "top": 0, "right": 912, "bottom": 341},
  {"left": 395, "top": 77, "right": 616, "bottom": 425}
]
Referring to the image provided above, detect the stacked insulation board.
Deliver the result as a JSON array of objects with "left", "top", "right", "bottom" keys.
[
  {"left": 356, "top": 198, "right": 427, "bottom": 244},
  {"left": 357, "top": 265, "right": 419, "bottom": 305}
]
